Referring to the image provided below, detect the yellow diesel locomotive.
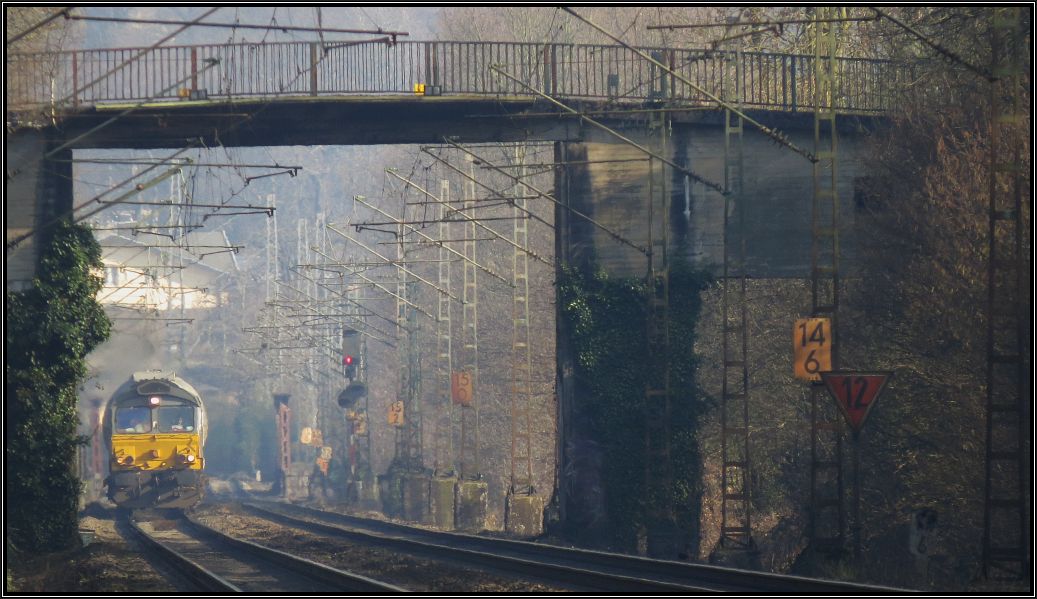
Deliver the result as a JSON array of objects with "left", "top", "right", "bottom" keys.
[{"left": 103, "top": 370, "right": 207, "bottom": 509}]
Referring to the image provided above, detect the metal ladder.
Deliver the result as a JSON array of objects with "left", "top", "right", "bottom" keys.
[
  {"left": 644, "top": 110, "right": 674, "bottom": 530},
  {"left": 982, "top": 5, "right": 1028, "bottom": 581},
  {"left": 808, "top": 6, "right": 845, "bottom": 556},
  {"left": 720, "top": 46, "right": 753, "bottom": 550},
  {"left": 460, "top": 154, "right": 481, "bottom": 481},
  {"left": 395, "top": 216, "right": 423, "bottom": 471},
  {"left": 510, "top": 145, "right": 535, "bottom": 496},
  {"left": 434, "top": 179, "right": 456, "bottom": 477}
]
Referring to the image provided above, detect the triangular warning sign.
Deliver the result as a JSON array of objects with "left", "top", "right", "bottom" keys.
[{"left": 821, "top": 371, "right": 893, "bottom": 433}]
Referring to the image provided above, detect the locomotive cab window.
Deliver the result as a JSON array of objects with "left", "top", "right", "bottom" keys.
[
  {"left": 115, "top": 406, "right": 153, "bottom": 433},
  {"left": 115, "top": 399, "right": 196, "bottom": 433},
  {"left": 158, "top": 403, "right": 195, "bottom": 432}
]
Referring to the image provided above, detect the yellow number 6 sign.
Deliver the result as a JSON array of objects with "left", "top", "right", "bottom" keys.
[{"left": 794, "top": 318, "right": 831, "bottom": 381}]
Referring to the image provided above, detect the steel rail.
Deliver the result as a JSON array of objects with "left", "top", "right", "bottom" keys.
[
  {"left": 181, "top": 512, "right": 406, "bottom": 592},
  {"left": 126, "top": 518, "right": 242, "bottom": 592},
  {"left": 245, "top": 502, "right": 912, "bottom": 594},
  {"left": 241, "top": 502, "right": 704, "bottom": 593}
]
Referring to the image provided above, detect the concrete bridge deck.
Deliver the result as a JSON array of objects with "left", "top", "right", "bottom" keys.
[{"left": 44, "top": 94, "right": 882, "bottom": 150}]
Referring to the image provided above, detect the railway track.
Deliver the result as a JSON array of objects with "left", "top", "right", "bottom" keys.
[
  {"left": 239, "top": 502, "right": 695, "bottom": 592},
  {"left": 243, "top": 501, "right": 909, "bottom": 593},
  {"left": 124, "top": 511, "right": 405, "bottom": 593}
]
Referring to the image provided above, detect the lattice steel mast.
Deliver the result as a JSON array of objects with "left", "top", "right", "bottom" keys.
[
  {"left": 509, "top": 145, "right": 535, "bottom": 497},
  {"left": 644, "top": 107, "right": 675, "bottom": 546},
  {"left": 982, "top": 5, "right": 1028, "bottom": 581},
  {"left": 459, "top": 154, "right": 481, "bottom": 481},
  {"left": 395, "top": 202, "right": 423, "bottom": 471},
  {"left": 808, "top": 6, "right": 845, "bottom": 556},
  {"left": 720, "top": 44, "right": 753, "bottom": 551},
  {"left": 434, "top": 179, "right": 456, "bottom": 478}
]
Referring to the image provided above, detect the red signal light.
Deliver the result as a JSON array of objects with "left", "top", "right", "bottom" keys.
[{"left": 343, "top": 355, "right": 354, "bottom": 366}]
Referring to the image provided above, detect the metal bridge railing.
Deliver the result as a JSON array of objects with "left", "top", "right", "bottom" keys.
[{"left": 6, "top": 40, "right": 912, "bottom": 116}]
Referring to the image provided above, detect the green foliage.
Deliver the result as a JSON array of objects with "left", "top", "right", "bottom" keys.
[
  {"left": 558, "top": 260, "right": 709, "bottom": 549},
  {"left": 6, "top": 221, "right": 111, "bottom": 553}
]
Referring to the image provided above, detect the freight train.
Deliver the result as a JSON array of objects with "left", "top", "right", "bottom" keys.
[{"left": 103, "top": 370, "right": 207, "bottom": 509}]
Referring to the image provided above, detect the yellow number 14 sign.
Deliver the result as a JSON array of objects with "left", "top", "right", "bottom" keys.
[{"left": 794, "top": 318, "right": 831, "bottom": 381}]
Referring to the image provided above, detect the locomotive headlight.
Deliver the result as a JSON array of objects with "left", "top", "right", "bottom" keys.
[
  {"left": 186, "top": 454, "right": 196, "bottom": 463},
  {"left": 149, "top": 396, "right": 161, "bottom": 406}
]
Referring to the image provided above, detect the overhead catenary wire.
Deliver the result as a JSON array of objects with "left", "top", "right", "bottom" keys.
[
  {"left": 276, "top": 276, "right": 399, "bottom": 345},
  {"left": 647, "top": 15, "right": 879, "bottom": 30},
  {"left": 385, "top": 168, "right": 553, "bottom": 267},
  {"left": 562, "top": 7, "right": 818, "bottom": 164},
  {"left": 21, "top": 5, "right": 357, "bottom": 252},
  {"left": 419, "top": 148, "right": 554, "bottom": 231},
  {"left": 67, "top": 159, "right": 304, "bottom": 170},
  {"left": 62, "top": 14, "right": 409, "bottom": 40},
  {"left": 5, "top": 7, "right": 71, "bottom": 45},
  {"left": 441, "top": 140, "right": 653, "bottom": 257},
  {"left": 43, "top": 7, "right": 221, "bottom": 111},
  {"left": 870, "top": 7, "right": 993, "bottom": 81},
  {"left": 352, "top": 195, "right": 511, "bottom": 286},
  {"left": 490, "top": 64, "right": 729, "bottom": 195},
  {"left": 314, "top": 261, "right": 429, "bottom": 327},
  {"left": 43, "top": 58, "right": 222, "bottom": 161},
  {"left": 7, "top": 157, "right": 193, "bottom": 252},
  {"left": 326, "top": 222, "right": 460, "bottom": 307}
]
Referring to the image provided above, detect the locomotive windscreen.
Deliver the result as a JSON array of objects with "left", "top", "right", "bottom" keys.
[{"left": 114, "top": 397, "right": 198, "bottom": 434}]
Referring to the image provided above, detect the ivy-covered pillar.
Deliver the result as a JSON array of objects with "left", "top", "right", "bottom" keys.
[{"left": 6, "top": 219, "right": 111, "bottom": 552}]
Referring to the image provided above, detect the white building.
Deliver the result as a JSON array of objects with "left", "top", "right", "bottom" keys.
[{"left": 95, "top": 230, "right": 238, "bottom": 311}]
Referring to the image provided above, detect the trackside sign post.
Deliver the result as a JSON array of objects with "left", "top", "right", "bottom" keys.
[
  {"left": 820, "top": 371, "right": 892, "bottom": 434},
  {"left": 821, "top": 370, "right": 893, "bottom": 560}
]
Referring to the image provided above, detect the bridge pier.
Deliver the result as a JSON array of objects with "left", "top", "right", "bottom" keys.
[
  {"left": 6, "top": 128, "right": 74, "bottom": 291},
  {"left": 550, "top": 118, "right": 871, "bottom": 554},
  {"left": 455, "top": 480, "right": 488, "bottom": 532},
  {"left": 402, "top": 472, "right": 431, "bottom": 524},
  {"left": 506, "top": 493, "right": 544, "bottom": 538},
  {"left": 429, "top": 475, "right": 457, "bottom": 530}
]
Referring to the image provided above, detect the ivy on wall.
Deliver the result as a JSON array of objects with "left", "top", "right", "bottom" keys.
[
  {"left": 558, "top": 258, "right": 709, "bottom": 550},
  {"left": 6, "top": 221, "right": 111, "bottom": 553}
]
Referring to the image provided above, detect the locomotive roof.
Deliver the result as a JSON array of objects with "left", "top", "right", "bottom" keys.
[{"left": 109, "top": 370, "right": 203, "bottom": 406}]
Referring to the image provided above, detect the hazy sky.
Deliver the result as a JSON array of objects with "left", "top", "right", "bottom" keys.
[{"left": 76, "top": 6, "right": 444, "bottom": 49}]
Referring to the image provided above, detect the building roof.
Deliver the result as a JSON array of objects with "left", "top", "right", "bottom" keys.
[{"left": 96, "top": 232, "right": 237, "bottom": 290}]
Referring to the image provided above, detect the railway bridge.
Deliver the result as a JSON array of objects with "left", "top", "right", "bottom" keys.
[
  {"left": 8, "top": 38, "right": 904, "bottom": 282},
  {"left": 8, "top": 37, "right": 913, "bottom": 559}
]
